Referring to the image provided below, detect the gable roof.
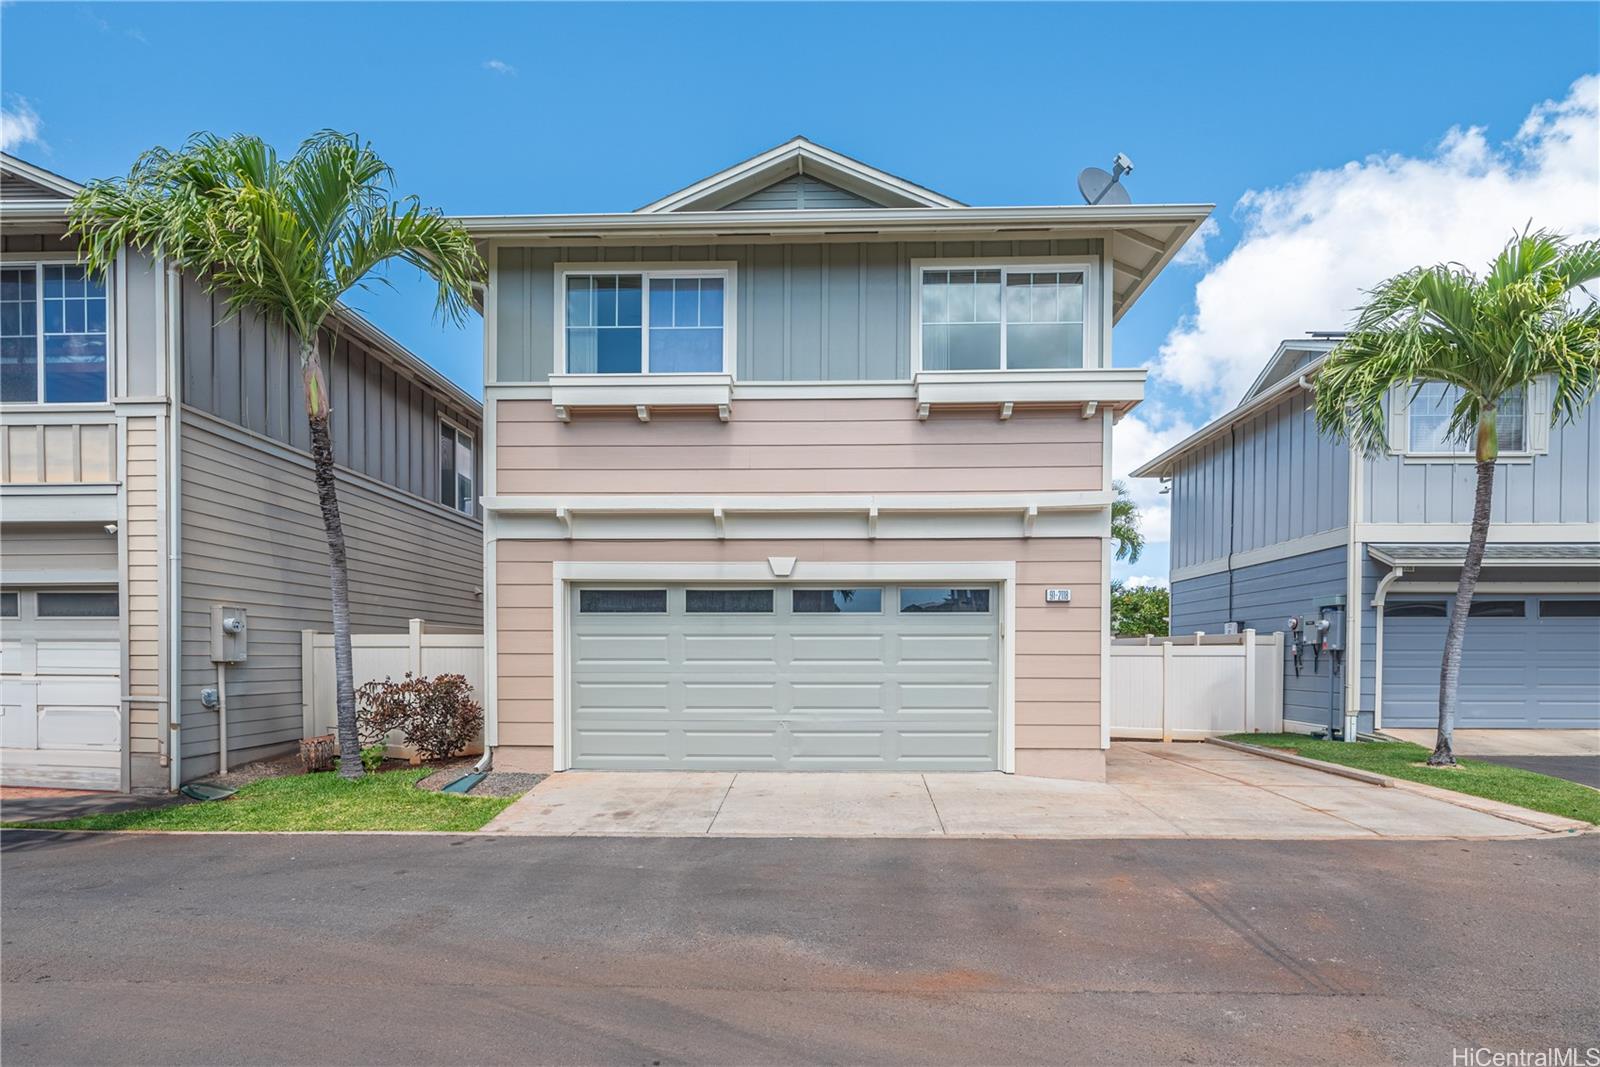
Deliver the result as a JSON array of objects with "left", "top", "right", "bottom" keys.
[
  {"left": 0, "top": 153, "right": 83, "bottom": 205},
  {"left": 1237, "top": 334, "right": 1342, "bottom": 405},
  {"left": 1130, "top": 338, "right": 1336, "bottom": 479},
  {"left": 637, "top": 136, "right": 964, "bottom": 213}
]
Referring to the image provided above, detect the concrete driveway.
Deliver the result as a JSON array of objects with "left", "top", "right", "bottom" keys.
[{"left": 484, "top": 741, "right": 1583, "bottom": 839}]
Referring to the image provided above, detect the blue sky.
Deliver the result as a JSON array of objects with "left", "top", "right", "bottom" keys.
[{"left": 5, "top": 2, "right": 1597, "bottom": 581}]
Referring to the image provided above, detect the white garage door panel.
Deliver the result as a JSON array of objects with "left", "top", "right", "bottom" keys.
[
  {"left": 570, "top": 583, "right": 1001, "bottom": 771},
  {"left": 1, "top": 592, "right": 123, "bottom": 790}
]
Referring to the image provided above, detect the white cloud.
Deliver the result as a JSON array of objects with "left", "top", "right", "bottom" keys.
[
  {"left": 1114, "top": 407, "right": 1197, "bottom": 547},
  {"left": 0, "top": 96, "right": 42, "bottom": 152},
  {"left": 1157, "top": 74, "right": 1600, "bottom": 410},
  {"left": 482, "top": 59, "right": 516, "bottom": 76},
  {"left": 1117, "top": 575, "right": 1169, "bottom": 590},
  {"left": 1170, "top": 217, "right": 1220, "bottom": 269}
]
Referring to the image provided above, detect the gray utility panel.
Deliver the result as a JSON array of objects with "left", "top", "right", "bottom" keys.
[
  {"left": 1382, "top": 595, "right": 1600, "bottom": 729},
  {"left": 569, "top": 583, "right": 1001, "bottom": 770}
]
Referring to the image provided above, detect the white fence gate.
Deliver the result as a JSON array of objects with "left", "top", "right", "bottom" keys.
[
  {"left": 300, "top": 620, "right": 485, "bottom": 748},
  {"left": 1110, "top": 631, "right": 1284, "bottom": 740}
]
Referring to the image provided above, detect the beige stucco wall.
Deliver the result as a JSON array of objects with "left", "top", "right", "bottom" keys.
[
  {"left": 493, "top": 536, "right": 1106, "bottom": 780},
  {"left": 496, "top": 398, "right": 1104, "bottom": 496}
]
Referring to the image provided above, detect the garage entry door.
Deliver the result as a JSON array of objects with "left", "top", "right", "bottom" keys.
[
  {"left": 1, "top": 589, "right": 123, "bottom": 790},
  {"left": 1383, "top": 596, "right": 1600, "bottom": 729},
  {"left": 569, "top": 583, "right": 1000, "bottom": 770}
]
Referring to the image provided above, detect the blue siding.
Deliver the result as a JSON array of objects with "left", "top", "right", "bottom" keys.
[
  {"left": 1364, "top": 395, "right": 1598, "bottom": 525},
  {"left": 1171, "top": 546, "right": 1351, "bottom": 731},
  {"left": 1168, "top": 389, "right": 1349, "bottom": 571},
  {"left": 494, "top": 239, "right": 1101, "bottom": 383}
]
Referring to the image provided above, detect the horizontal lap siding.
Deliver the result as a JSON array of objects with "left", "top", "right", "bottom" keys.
[
  {"left": 124, "top": 417, "right": 165, "bottom": 785},
  {"left": 178, "top": 416, "right": 483, "bottom": 778},
  {"left": 496, "top": 538, "right": 1103, "bottom": 773},
  {"left": 497, "top": 399, "right": 1103, "bottom": 496}
]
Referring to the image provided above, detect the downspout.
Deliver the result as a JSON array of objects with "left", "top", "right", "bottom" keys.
[
  {"left": 1370, "top": 563, "right": 1407, "bottom": 734},
  {"left": 165, "top": 263, "right": 184, "bottom": 791},
  {"left": 1225, "top": 424, "right": 1237, "bottom": 624}
]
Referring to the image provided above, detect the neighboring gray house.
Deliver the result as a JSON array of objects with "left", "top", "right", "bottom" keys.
[
  {"left": 1, "top": 154, "right": 483, "bottom": 791},
  {"left": 1134, "top": 335, "right": 1599, "bottom": 737}
]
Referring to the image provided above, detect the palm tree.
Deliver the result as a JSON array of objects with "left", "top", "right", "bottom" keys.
[
  {"left": 1111, "top": 480, "right": 1144, "bottom": 563},
  {"left": 1314, "top": 230, "right": 1599, "bottom": 765},
  {"left": 68, "top": 132, "right": 485, "bottom": 779}
]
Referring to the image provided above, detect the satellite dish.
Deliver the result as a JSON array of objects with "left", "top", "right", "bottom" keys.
[{"left": 1078, "top": 153, "right": 1135, "bottom": 205}]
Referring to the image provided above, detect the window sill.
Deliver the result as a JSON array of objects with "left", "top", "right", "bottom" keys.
[
  {"left": 1393, "top": 450, "right": 1544, "bottom": 465},
  {"left": 912, "top": 368, "right": 1145, "bottom": 420},
  {"left": 549, "top": 372, "right": 734, "bottom": 423}
]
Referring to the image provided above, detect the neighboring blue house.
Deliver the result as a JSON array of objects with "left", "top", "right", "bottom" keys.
[{"left": 1133, "top": 335, "right": 1599, "bottom": 737}]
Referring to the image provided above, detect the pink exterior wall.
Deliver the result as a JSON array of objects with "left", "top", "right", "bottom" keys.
[
  {"left": 496, "top": 398, "right": 1104, "bottom": 496},
  {"left": 495, "top": 537, "right": 1106, "bottom": 781}
]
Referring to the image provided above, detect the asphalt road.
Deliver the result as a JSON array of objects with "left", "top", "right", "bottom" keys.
[{"left": 2, "top": 830, "right": 1596, "bottom": 1066}]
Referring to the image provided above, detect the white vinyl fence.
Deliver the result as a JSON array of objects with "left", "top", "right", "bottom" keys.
[
  {"left": 301, "top": 619, "right": 485, "bottom": 748},
  {"left": 1109, "top": 630, "right": 1284, "bottom": 740}
]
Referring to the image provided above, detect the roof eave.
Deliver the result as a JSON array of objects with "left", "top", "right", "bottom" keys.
[{"left": 1130, "top": 353, "right": 1328, "bottom": 478}]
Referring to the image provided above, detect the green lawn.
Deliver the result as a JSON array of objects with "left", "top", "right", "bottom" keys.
[
  {"left": 5, "top": 769, "right": 514, "bottom": 833},
  {"left": 1223, "top": 734, "right": 1600, "bottom": 826}
]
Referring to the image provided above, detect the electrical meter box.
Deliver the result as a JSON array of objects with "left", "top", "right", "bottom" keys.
[
  {"left": 210, "top": 604, "right": 248, "bottom": 664},
  {"left": 1314, "top": 595, "right": 1346, "bottom": 652}
]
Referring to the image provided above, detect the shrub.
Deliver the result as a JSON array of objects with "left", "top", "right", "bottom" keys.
[
  {"left": 356, "top": 673, "right": 483, "bottom": 762},
  {"left": 361, "top": 743, "right": 387, "bottom": 773}
]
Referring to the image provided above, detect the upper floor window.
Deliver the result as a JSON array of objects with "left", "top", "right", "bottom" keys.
[
  {"left": 1, "top": 264, "right": 108, "bottom": 404},
  {"left": 563, "top": 269, "right": 729, "bottom": 375},
  {"left": 918, "top": 266, "right": 1086, "bottom": 372},
  {"left": 1407, "top": 382, "right": 1526, "bottom": 454},
  {"left": 438, "top": 420, "right": 475, "bottom": 516}
]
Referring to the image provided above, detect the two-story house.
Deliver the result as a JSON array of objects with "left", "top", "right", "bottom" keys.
[
  {"left": 1134, "top": 335, "right": 1599, "bottom": 738},
  {"left": 465, "top": 138, "right": 1210, "bottom": 780},
  {"left": 1, "top": 154, "right": 484, "bottom": 791}
]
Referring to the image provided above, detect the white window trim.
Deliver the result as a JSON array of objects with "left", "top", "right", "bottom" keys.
[
  {"left": 553, "top": 261, "right": 738, "bottom": 378},
  {"left": 1390, "top": 379, "right": 1550, "bottom": 462},
  {"left": 0, "top": 260, "right": 114, "bottom": 407},
  {"left": 438, "top": 416, "right": 476, "bottom": 517},
  {"left": 910, "top": 257, "right": 1099, "bottom": 375}
]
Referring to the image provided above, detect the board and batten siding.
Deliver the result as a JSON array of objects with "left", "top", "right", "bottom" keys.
[
  {"left": 124, "top": 416, "right": 166, "bottom": 785},
  {"left": 1363, "top": 400, "right": 1598, "bottom": 524},
  {"left": 495, "top": 537, "right": 1106, "bottom": 779},
  {"left": 497, "top": 398, "right": 1103, "bottom": 497},
  {"left": 177, "top": 413, "right": 483, "bottom": 778},
  {"left": 721, "top": 174, "right": 881, "bottom": 211},
  {"left": 1170, "top": 545, "right": 1366, "bottom": 731},
  {"left": 1169, "top": 389, "right": 1350, "bottom": 572},
  {"left": 495, "top": 239, "right": 1102, "bottom": 384},
  {"left": 180, "top": 275, "right": 480, "bottom": 503}
]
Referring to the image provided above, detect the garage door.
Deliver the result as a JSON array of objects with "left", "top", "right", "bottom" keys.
[
  {"left": 569, "top": 583, "right": 1000, "bottom": 770},
  {"left": 1382, "top": 596, "right": 1600, "bottom": 729},
  {"left": 1, "top": 589, "right": 123, "bottom": 789}
]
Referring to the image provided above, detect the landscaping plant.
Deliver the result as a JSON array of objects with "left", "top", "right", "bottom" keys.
[
  {"left": 68, "top": 133, "right": 484, "bottom": 779},
  {"left": 357, "top": 673, "right": 483, "bottom": 762},
  {"left": 1315, "top": 230, "right": 1599, "bottom": 764}
]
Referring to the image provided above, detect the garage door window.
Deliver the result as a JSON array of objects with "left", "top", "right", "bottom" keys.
[
  {"left": 1385, "top": 602, "right": 1447, "bottom": 618},
  {"left": 899, "top": 588, "right": 991, "bottom": 613},
  {"left": 579, "top": 589, "right": 667, "bottom": 614},
  {"left": 793, "top": 588, "right": 883, "bottom": 614},
  {"left": 36, "top": 591, "right": 118, "bottom": 617},
  {"left": 685, "top": 589, "right": 773, "bottom": 613},
  {"left": 1539, "top": 600, "right": 1600, "bottom": 618},
  {"left": 1468, "top": 601, "right": 1524, "bottom": 618}
]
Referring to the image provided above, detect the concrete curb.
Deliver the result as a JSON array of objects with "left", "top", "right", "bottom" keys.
[
  {"left": 1205, "top": 737, "right": 1593, "bottom": 835},
  {"left": 1204, "top": 738, "right": 1393, "bottom": 786}
]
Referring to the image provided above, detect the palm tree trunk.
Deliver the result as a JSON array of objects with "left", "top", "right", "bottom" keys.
[
  {"left": 1431, "top": 458, "right": 1495, "bottom": 766},
  {"left": 301, "top": 338, "right": 361, "bottom": 779}
]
